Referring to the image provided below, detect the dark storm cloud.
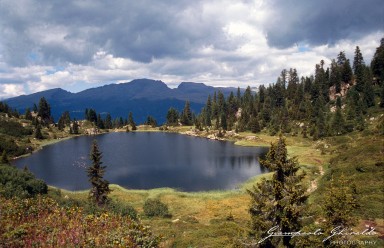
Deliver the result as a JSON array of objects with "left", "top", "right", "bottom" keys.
[
  {"left": 264, "top": 0, "right": 384, "bottom": 48},
  {"left": 0, "top": 0, "right": 229, "bottom": 66}
]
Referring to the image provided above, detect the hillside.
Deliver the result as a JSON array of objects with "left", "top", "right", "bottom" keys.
[{"left": 5, "top": 79, "right": 237, "bottom": 124}]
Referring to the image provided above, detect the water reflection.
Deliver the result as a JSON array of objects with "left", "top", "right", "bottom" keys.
[{"left": 13, "top": 132, "right": 268, "bottom": 192}]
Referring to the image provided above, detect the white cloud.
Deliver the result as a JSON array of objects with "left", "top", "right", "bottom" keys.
[
  {"left": 0, "top": 84, "right": 26, "bottom": 99},
  {"left": 0, "top": 0, "right": 383, "bottom": 99}
]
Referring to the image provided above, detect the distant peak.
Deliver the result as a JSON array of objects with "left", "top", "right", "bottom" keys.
[
  {"left": 177, "top": 82, "right": 207, "bottom": 89},
  {"left": 130, "top": 78, "right": 168, "bottom": 86}
]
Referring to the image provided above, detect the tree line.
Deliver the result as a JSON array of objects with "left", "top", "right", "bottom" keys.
[{"left": 175, "top": 40, "right": 384, "bottom": 140}]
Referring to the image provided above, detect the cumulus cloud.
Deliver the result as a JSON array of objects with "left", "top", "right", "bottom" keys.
[{"left": 0, "top": 0, "right": 383, "bottom": 99}]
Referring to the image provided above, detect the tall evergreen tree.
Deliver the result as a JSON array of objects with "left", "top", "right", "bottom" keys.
[
  {"left": 88, "top": 109, "right": 97, "bottom": 123},
  {"left": 166, "top": 108, "right": 179, "bottom": 126},
  {"left": 34, "top": 125, "right": 44, "bottom": 139},
  {"left": 181, "top": 101, "right": 193, "bottom": 125},
  {"left": 128, "top": 112, "right": 137, "bottom": 130},
  {"left": 371, "top": 38, "right": 384, "bottom": 85},
  {"left": 87, "top": 140, "right": 110, "bottom": 207},
  {"left": 25, "top": 108, "right": 33, "bottom": 120},
  {"left": 72, "top": 119, "right": 79, "bottom": 134},
  {"left": 105, "top": 113, "right": 112, "bottom": 129},
  {"left": 248, "top": 137, "right": 307, "bottom": 247},
  {"left": 37, "top": 97, "right": 52, "bottom": 125},
  {"left": 331, "top": 105, "right": 345, "bottom": 135},
  {"left": 322, "top": 175, "right": 358, "bottom": 246}
]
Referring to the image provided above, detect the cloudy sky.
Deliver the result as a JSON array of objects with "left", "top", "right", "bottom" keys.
[{"left": 0, "top": 0, "right": 383, "bottom": 99}]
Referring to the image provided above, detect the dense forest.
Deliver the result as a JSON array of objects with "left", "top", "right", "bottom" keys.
[{"left": 178, "top": 40, "right": 384, "bottom": 139}]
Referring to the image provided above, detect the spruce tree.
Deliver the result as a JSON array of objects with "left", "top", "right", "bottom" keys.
[
  {"left": 37, "top": 97, "right": 52, "bottom": 125},
  {"left": 128, "top": 112, "right": 137, "bottom": 130},
  {"left": 105, "top": 113, "right": 112, "bottom": 129},
  {"left": 72, "top": 119, "right": 79, "bottom": 134},
  {"left": 25, "top": 108, "right": 33, "bottom": 120},
  {"left": 331, "top": 106, "right": 345, "bottom": 135},
  {"left": 248, "top": 137, "right": 307, "bottom": 247},
  {"left": 249, "top": 116, "right": 260, "bottom": 133},
  {"left": 322, "top": 175, "right": 358, "bottom": 246},
  {"left": 34, "top": 125, "right": 44, "bottom": 139},
  {"left": 87, "top": 140, "right": 110, "bottom": 207},
  {"left": 166, "top": 108, "right": 179, "bottom": 126},
  {"left": 371, "top": 38, "right": 384, "bottom": 85},
  {"left": 181, "top": 101, "right": 193, "bottom": 125}
]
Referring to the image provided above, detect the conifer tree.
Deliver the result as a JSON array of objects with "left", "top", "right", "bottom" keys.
[
  {"left": 128, "top": 112, "right": 137, "bottom": 130},
  {"left": 72, "top": 119, "right": 79, "bottom": 134},
  {"left": 248, "top": 137, "right": 307, "bottom": 247},
  {"left": 166, "top": 108, "right": 179, "bottom": 126},
  {"left": 34, "top": 125, "right": 44, "bottom": 139},
  {"left": 37, "top": 97, "right": 52, "bottom": 125},
  {"left": 322, "top": 175, "right": 358, "bottom": 247},
  {"left": 96, "top": 114, "right": 104, "bottom": 129},
  {"left": 87, "top": 140, "right": 110, "bottom": 207},
  {"left": 25, "top": 108, "right": 33, "bottom": 120},
  {"left": 331, "top": 105, "right": 345, "bottom": 135},
  {"left": 371, "top": 38, "right": 384, "bottom": 85},
  {"left": 105, "top": 113, "right": 112, "bottom": 129},
  {"left": 88, "top": 109, "right": 97, "bottom": 123},
  {"left": 249, "top": 116, "right": 260, "bottom": 133},
  {"left": 181, "top": 101, "right": 193, "bottom": 125}
]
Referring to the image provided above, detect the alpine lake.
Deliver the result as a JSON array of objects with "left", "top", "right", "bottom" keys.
[{"left": 13, "top": 132, "right": 268, "bottom": 192}]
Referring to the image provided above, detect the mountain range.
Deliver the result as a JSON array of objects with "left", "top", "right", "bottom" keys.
[{"left": 5, "top": 79, "right": 238, "bottom": 124}]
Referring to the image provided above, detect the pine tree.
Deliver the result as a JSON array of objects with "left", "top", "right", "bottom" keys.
[
  {"left": 371, "top": 38, "right": 384, "bottom": 85},
  {"left": 331, "top": 105, "right": 345, "bottom": 135},
  {"left": 181, "top": 101, "right": 193, "bottom": 125},
  {"left": 72, "top": 119, "right": 79, "bottom": 134},
  {"left": 322, "top": 175, "right": 359, "bottom": 246},
  {"left": 57, "top": 117, "right": 65, "bottom": 131},
  {"left": 166, "top": 108, "right": 179, "bottom": 126},
  {"left": 353, "top": 46, "right": 365, "bottom": 92},
  {"left": 34, "top": 125, "right": 44, "bottom": 139},
  {"left": 248, "top": 137, "right": 307, "bottom": 247},
  {"left": 128, "top": 112, "right": 137, "bottom": 130},
  {"left": 25, "top": 108, "right": 33, "bottom": 120},
  {"left": 88, "top": 109, "right": 97, "bottom": 123},
  {"left": 37, "top": 97, "right": 52, "bottom": 125},
  {"left": 87, "top": 140, "right": 111, "bottom": 207},
  {"left": 249, "top": 116, "right": 260, "bottom": 133},
  {"left": 105, "top": 113, "right": 112, "bottom": 129}
]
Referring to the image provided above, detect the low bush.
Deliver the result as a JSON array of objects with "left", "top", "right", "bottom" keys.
[
  {"left": 0, "top": 120, "right": 32, "bottom": 137},
  {"left": 143, "top": 198, "right": 171, "bottom": 218},
  {"left": 0, "top": 164, "right": 47, "bottom": 198},
  {"left": 108, "top": 200, "right": 138, "bottom": 220}
]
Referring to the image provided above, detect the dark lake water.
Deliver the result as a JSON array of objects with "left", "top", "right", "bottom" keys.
[{"left": 13, "top": 132, "right": 268, "bottom": 192}]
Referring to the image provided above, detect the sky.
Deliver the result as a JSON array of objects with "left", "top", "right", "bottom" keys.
[{"left": 0, "top": 0, "right": 383, "bottom": 99}]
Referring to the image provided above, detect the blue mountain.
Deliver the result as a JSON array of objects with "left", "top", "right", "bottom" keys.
[{"left": 5, "top": 79, "right": 238, "bottom": 124}]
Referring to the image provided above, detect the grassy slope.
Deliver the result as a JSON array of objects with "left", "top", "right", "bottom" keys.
[
  {"left": 57, "top": 133, "right": 333, "bottom": 247},
  {"left": 8, "top": 115, "right": 384, "bottom": 246}
]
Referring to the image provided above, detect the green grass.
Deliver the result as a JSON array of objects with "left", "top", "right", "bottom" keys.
[{"left": 7, "top": 114, "right": 384, "bottom": 246}]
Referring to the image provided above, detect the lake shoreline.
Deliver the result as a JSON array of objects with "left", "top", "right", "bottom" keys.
[{"left": 13, "top": 125, "right": 324, "bottom": 195}]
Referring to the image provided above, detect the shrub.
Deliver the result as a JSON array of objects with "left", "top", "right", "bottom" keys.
[
  {"left": 0, "top": 120, "right": 32, "bottom": 137},
  {"left": 143, "top": 198, "right": 171, "bottom": 218},
  {"left": 0, "top": 135, "right": 26, "bottom": 157},
  {"left": 108, "top": 200, "right": 138, "bottom": 220},
  {"left": 0, "top": 164, "right": 48, "bottom": 198}
]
